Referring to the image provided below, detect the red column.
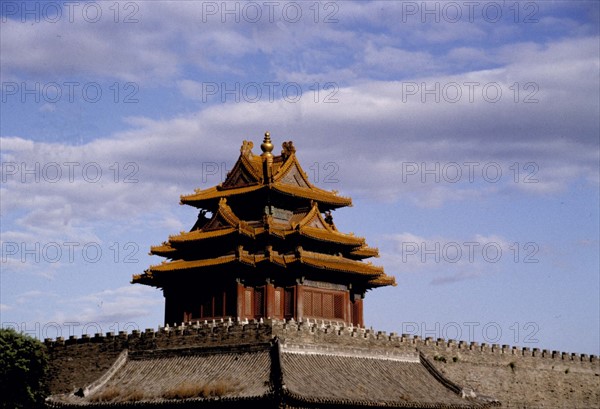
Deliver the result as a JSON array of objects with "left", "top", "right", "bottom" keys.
[
  {"left": 265, "top": 281, "right": 275, "bottom": 319},
  {"left": 236, "top": 282, "right": 245, "bottom": 319},
  {"left": 353, "top": 297, "right": 364, "bottom": 327},
  {"left": 344, "top": 290, "right": 351, "bottom": 324}
]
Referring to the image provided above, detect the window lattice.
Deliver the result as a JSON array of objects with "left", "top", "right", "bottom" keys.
[
  {"left": 254, "top": 287, "right": 264, "bottom": 317},
  {"left": 323, "top": 293, "right": 334, "bottom": 319},
  {"left": 334, "top": 294, "right": 344, "bottom": 319},
  {"left": 314, "top": 292, "right": 323, "bottom": 317},
  {"left": 303, "top": 290, "right": 313, "bottom": 316},
  {"left": 303, "top": 289, "right": 346, "bottom": 320},
  {"left": 274, "top": 288, "right": 282, "bottom": 317}
]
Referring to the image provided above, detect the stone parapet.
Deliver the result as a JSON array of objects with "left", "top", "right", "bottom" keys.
[{"left": 44, "top": 318, "right": 600, "bottom": 408}]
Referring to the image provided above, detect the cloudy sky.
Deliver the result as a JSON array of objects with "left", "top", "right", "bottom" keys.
[{"left": 1, "top": 1, "right": 598, "bottom": 354}]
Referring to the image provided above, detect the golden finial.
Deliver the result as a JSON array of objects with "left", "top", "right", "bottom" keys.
[{"left": 261, "top": 131, "right": 274, "bottom": 157}]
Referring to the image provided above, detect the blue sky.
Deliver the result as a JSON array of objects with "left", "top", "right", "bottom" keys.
[{"left": 1, "top": 1, "right": 598, "bottom": 354}]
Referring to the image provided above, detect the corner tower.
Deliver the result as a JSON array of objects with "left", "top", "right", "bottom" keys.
[{"left": 133, "top": 133, "right": 395, "bottom": 326}]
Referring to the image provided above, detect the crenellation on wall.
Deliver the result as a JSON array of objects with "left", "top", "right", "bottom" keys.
[
  {"left": 42, "top": 318, "right": 600, "bottom": 407},
  {"left": 42, "top": 318, "right": 600, "bottom": 363},
  {"left": 46, "top": 321, "right": 568, "bottom": 354},
  {"left": 410, "top": 330, "right": 599, "bottom": 408}
]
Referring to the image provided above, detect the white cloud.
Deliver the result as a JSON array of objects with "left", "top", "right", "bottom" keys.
[
  {"left": 52, "top": 285, "right": 162, "bottom": 328},
  {"left": 16, "top": 290, "right": 55, "bottom": 305},
  {"left": 0, "top": 13, "right": 179, "bottom": 83},
  {"left": 39, "top": 103, "right": 56, "bottom": 113},
  {"left": 0, "top": 304, "right": 13, "bottom": 312},
  {"left": 381, "top": 232, "right": 529, "bottom": 284},
  {"left": 363, "top": 43, "right": 438, "bottom": 75},
  {"left": 176, "top": 79, "right": 205, "bottom": 100},
  {"left": 2, "top": 34, "right": 597, "bottom": 242}
]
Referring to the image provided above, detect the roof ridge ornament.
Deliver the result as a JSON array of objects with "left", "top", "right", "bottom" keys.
[
  {"left": 281, "top": 140, "right": 296, "bottom": 159},
  {"left": 260, "top": 131, "right": 274, "bottom": 158},
  {"left": 324, "top": 210, "right": 335, "bottom": 228},
  {"left": 261, "top": 131, "right": 274, "bottom": 182},
  {"left": 240, "top": 140, "right": 254, "bottom": 156}
]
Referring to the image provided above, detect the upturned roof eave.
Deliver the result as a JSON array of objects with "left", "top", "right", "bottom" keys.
[
  {"left": 180, "top": 182, "right": 351, "bottom": 209},
  {"left": 163, "top": 227, "right": 365, "bottom": 248},
  {"left": 133, "top": 252, "right": 393, "bottom": 289}
]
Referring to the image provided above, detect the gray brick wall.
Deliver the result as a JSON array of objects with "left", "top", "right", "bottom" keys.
[{"left": 44, "top": 319, "right": 600, "bottom": 408}]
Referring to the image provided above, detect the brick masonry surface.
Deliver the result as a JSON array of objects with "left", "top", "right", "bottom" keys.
[{"left": 44, "top": 319, "right": 600, "bottom": 408}]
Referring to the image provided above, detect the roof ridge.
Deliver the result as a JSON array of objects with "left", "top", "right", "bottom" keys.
[{"left": 281, "top": 342, "right": 420, "bottom": 362}]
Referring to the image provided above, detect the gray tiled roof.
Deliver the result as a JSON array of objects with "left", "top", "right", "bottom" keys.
[
  {"left": 280, "top": 344, "right": 484, "bottom": 408},
  {"left": 47, "top": 340, "right": 497, "bottom": 408},
  {"left": 47, "top": 343, "right": 274, "bottom": 407}
]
